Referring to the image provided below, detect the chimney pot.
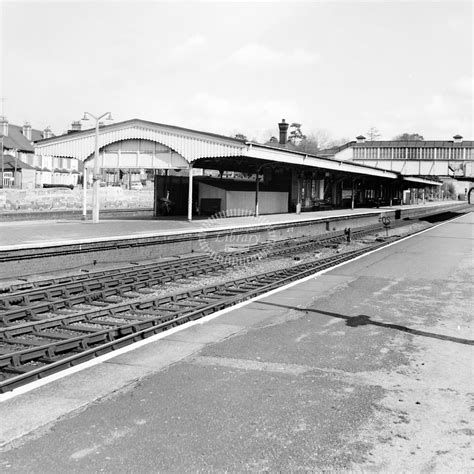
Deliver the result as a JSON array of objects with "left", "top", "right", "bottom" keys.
[
  {"left": 356, "top": 135, "right": 366, "bottom": 143},
  {"left": 0, "top": 116, "right": 8, "bottom": 137},
  {"left": 23, "top": 122, "right": 32, "bottom": 141},
  {"left": 453, "top": 134, "right": 463, "bottom": 143},
  {"left": 43, "top": 126, "right": 53, "bottom": 139},
  {"left": 69, "top": 121, "right": 82, "bottom": 133},
  {"left": 278, "top": 119, "right": 289, "bottom": 145}
]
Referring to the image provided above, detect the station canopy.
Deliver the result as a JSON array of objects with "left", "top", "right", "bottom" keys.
[{"left": 34, "top": 119, "right": 440, "bottom": 185}]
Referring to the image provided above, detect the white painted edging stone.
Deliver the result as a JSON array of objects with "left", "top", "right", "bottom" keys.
[{"left": 0, "top": 213, "right": 467, "bottom": 403}]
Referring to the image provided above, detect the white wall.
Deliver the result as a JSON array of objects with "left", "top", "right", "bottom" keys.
[
  {"left": 226, "top": 190, "right": 288, "bottom": 215},
  {"left": 199, "top": 182, "right": 227, "bottom": 210},
  {"left": 199, "top": 182, "right": 288, "bottom": 215},
  {"left": 336, "top": 147, "right": 354, "bottom": 161}
]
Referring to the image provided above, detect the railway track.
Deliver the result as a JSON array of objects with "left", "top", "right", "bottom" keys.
[
  {"left": 0, "top": 243, "right": 386, "bottom": 393},
  {"left": 0, "top": 225, "right": 384, "bottom": 324},
  {"left": 0, "top": 212, "right": 466, "bottom": 394}
]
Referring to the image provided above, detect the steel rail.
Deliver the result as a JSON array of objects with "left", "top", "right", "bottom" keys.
[
  {"left": 0, "top": 225, "right": 381, "bottom": 315},
  {"left": 0, "top": 210, "right": 469, "bottom": 393},
  {"left": 0, "top": 244, "right": 385, "bottom": 392}
]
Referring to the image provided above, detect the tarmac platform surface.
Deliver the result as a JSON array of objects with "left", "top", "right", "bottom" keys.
[
  {"left": 0, "top": 210, "right": 472, "bottom": 471},
  {"left": 0, "top": 200, "right": 464, "bottom": 251}
]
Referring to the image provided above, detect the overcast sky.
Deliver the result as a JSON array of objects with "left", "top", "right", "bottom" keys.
[{"left": 1, "top": 0, "right": 472, "bottom": 142}]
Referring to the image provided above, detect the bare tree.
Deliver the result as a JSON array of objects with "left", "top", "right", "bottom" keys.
[{"left": 366, "top": 127, "right": 381, "bottom": 141}]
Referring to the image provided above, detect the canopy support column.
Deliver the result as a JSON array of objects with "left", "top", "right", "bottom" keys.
[
  {"left": 351, "top": 179, "right": 355, "bottom": 210},
  {"left": 187, "top": 164, "right": 193, "bottom": 221},
  {"left": 82, "top": 167, "right": 87, "bottom": 220},
  {"left": 255, "top": 168, "right": 260, "bottom": 217}
]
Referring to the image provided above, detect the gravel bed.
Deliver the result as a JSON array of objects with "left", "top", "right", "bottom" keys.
[
  {"left": 94, "top": 315, "right": 142, "bottom": 324},
  {"left": 68, "top": 321, "right": 113, "bottom": 330},
  {"left": 41, "top": 327, "right": 84, "bottom": 336},
  {"left": 15, "top": 335, "right": 52, "bottom": 344},
  {"left": 0, "top": 342, "right": 29, "bottom": 352}
]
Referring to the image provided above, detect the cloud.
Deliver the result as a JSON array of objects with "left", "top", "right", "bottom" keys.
[
  {"left": 173, "top": 34, "right": 206, "bottom": 56},
  {"left": 449, "top": 76, "right": 473, "bottom": 98},
  {"left": 229, "top": 43, "right": 320, "bottom": 67},
  {"left": 425, "top": 76, "right": 473, "bottom": 134},
  {"left": 188, "top": 92, "right": 301, "bottom": 141},
  {"left": 376, "top": 76, "right": 473, "bottom": 139}
]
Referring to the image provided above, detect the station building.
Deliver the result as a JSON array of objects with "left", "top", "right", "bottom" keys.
[{"left": 33, "top": 118, "right": 441, "bottom": 219}]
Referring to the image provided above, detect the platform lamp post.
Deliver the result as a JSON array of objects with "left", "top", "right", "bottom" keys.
[{"left": 82, "top": 112, "right": 113, "bottom": 223}]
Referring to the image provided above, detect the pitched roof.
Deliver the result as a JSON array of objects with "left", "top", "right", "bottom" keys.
[
  {"left": 35, "top": 118, "right": 247, "bottom": 146},
  {"left": 1, "top": 124, "right": 46, "bottom": 153},
  {"left": 0, "top": 154, "right": 36, "bottom": 170}
]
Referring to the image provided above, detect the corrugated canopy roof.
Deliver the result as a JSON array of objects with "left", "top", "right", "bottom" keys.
[{"left": 34, "top": 118, "right": 441, "bottom": 185}]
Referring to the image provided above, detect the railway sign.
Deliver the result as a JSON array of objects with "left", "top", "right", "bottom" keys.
[{"left": 379, "top": 215, "right": 391, "bottom": 237}]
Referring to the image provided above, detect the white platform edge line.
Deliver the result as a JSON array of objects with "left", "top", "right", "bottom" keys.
[
  {"left": 0, "top": 210, "right": 386, "bottom": 251},
  {"left": 0, "top": 211, "right": 469, "bottom": 402}
]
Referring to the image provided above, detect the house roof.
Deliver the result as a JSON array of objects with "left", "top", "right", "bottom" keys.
[
  {"left": 0, "top": 154, "right": 36, "bottom": 170},
  {"left": 1, "top": 123, "right": 46, "bottom": 153}
]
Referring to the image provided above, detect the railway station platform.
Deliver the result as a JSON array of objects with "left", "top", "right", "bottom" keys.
[
  {"left": 0, "top": 200, "right": 469, "bottom": 279},
  {"left": 0, "top": 211, "right": 472, "bottom": 471},
  {"left": 0, "top": 201, "right": 465, "bottom": 251}
]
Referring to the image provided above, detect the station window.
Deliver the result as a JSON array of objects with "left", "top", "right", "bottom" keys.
[
  {"left": 465, "top": 148, "right": 474, "bottom": 160},
  {"left": 421, "top": 148, "right": 434, "bottom": 160},
  {"left": 407, "top": 148, "right": 418, "bottom": 160},
  {"left": 354, "top": 148, "right": 365, "bottom": 159},
  {"left": 365, "top": 148, "right": 377, "bottom": 159},
  {"left": 451, "top": 148, "right": 463, "bottom": 160},
  {"left": 380, "top": 148, "right": 392, "bottom": 159},
  {"left": 436, "top": 148, "right": 450, "bottom": 160},
  {"left": 393, "top": 148, "right": 405, "bottom": 159}
]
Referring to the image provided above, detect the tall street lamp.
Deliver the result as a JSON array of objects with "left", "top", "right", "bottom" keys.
[{"left": 82, "top": 112, "right": 112, "bottom": 223}]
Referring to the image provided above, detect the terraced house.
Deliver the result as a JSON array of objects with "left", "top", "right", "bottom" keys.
[{"left": 0, "top": 116, "right": 79, "bottom": 189}]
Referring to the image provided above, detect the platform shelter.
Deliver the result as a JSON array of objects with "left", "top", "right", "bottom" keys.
[{"left": 34, "top": 118, "right": 441, "bottom": 220}]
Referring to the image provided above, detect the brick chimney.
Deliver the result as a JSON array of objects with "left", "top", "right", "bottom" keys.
[
  {"left": 23, "top": 122, "right": 32, "bottom": 141},
  {"left": 43, "top": 126, "right": 53, "bottom": 139},
  {"left": 356, "top": 135, "right": 366, "bottom": 143},
  {"left": 0, "top": 116, "right": 8, "bottom": 136},
  {"left": 278, "top": 119, "right": 289, "bottom": 145},
  {"left": 68, "top": 121, "right": 82, "bottom": 133},
  {"left": 453, "top": 134, "right": 463, "bottom": 143}
]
